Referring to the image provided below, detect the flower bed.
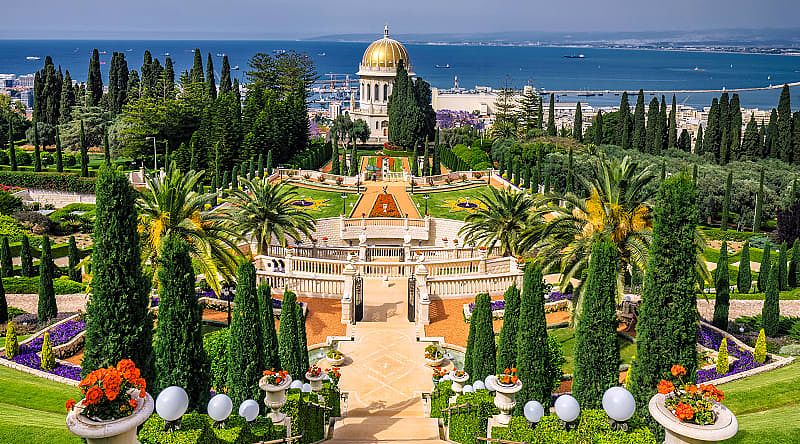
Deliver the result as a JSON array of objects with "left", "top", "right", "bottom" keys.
[
  {"left": 19, "top": 319, "right": 85, "bottom": 353},
  {"left": 369, "top": 193, "right": 403, "bottom": 218},
  {"left": 696, "top": 324, "right": 763, "bottom": 383},
  {"left": 8, "top": 352, "right": 82, "bottom": 380},
  {"left": 463, "top": 292, "right": 571, "bottom": 321}
]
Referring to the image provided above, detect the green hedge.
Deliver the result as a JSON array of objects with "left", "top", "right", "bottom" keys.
[
  {"left": 281, "top": 389, "right": 328, "bottom": 444},
  {"left": 491, "top": 410, "right": 655, "bottom": 444},
  {"left": 700, "top": 227, "right": 760, "bottom": 242},
  {"left": 48, "top": 203, "right": 96, "bottom": 234},
  {"left": 448, "top": 390, "right": 498, "bottom": 444},
  {"left": 2, "top": 276, "right": 86, "bottom": 294},
  {"left": 0, "top": 215, "right": 29, "bottom": 242},
  {"left": 203, "top": 327, "right": 230, "bottom": 392},
  {"left": 431, "top": 380, "right": 455, "bottom": 419},
  {"left": 0, "top": 170, "right": 96, "bottom": 193},
  {"left": 138, "top": 412, "right": 284, "bottom": 444}
]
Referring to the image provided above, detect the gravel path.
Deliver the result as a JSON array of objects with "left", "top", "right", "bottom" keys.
[
  {"left": 697, "top": 299, "right": 800, "bottom": 321},
  {"left": 6, "top": 293, "right": 88, "bottom": 315}
]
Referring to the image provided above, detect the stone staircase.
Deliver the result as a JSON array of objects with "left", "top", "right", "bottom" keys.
[{"left": 328, "top": 416, "right": 444, "bottom": 443}]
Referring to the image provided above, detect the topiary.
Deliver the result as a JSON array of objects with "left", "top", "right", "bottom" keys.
[
  {"left": 712, "top": 241, "right": 730, "bottom": 329},
  {"left": 496, "top": 284, "right": 521, "bottom": 373},
  {"left": 4, "top": 322, "right": 18, "bottom": 358},
  {"left": 39, "top": 331, "right": 55, "bottom": 371},
  {"left": 716, "top": 338, "right": 729, "bottom": 375},
  {"left": 468, "top": 292, "right": 496, "bottom": 382},
  {"left": 762, "top": 262, "right": 781, "bottom": 337},
  {"left": 754, "top": 329, "right": 767, "bottom": 363},
  {"left": 737, "top": 240, "right": 752, "bottom": 293},
  {"left": 202, "top": 327, "right": 230, "bottom": 393}
]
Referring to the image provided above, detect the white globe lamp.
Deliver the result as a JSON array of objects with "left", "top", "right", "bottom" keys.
[
  {"left": 602, "top": 387, "right": 636, "bottom": 429},
  {"left": 155, "top": 386, "right": 189, "bottom": 430},
  {"left": 523, "top": 400, "right": 545, "bottom": 426},
  {"left": 554, "top": 394, "right": 580, "bottom": 429},
  {"left": 484, "top": 375, "right": 497, "bottom": 392},
  {"left": 473, "top": 380, "right": 486, "bottom": 391},
  {"left": 207, "top": 394, "right": 233, "bottom": 427},
  {"left": 290, "top": 380, "right": 303, "bottom": 390},
  {"left": 302, "top": 383, "right": 312, "bottom": 393},
  {"left": 462, "top": 384, "right": 474, "bottom": 393},
  {"left": 238, "top": 399, "right": 260, "bottom": 423}
]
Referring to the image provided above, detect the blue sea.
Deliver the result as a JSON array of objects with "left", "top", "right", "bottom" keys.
[{"left": 2, "top": 39, "right": 800, "bottom": 109}]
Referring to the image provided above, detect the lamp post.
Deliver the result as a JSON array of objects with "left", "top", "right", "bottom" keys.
[
  {"left": 221, "top": 284, "right": 235, "bottom": 325},
  {"left": 423, "top": 194, "right": 430, "bottom": 216},
  {"left": 341, "top": 192, "right": 348, "bottom": 216},
  {"left": 145, "top": 136, "right": 157, "bottom": 171}
]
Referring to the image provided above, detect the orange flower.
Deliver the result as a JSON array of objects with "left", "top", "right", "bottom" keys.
[
  {"left": 65, "top": 399, "right": 76, "bottom": 411},
  {"left": 670, "top": 364, "right": 687, "bottom": 377},
  {"left": 686, "top": 384, "right": 698, "bottom": 395},
  {"left": 674, "top": 402, "right": 695, "bottom": 421},
  {"left": 139, "top": 389, "right": 146, "bottom": 399},
  {"left": 657, "top": 380, "right": 675, "bottom": 395},
  {"left": 129, "top": 398, "right": 138, "bottom": 409},
  {"left": 510, "top": 367, "right": 517, "bottom": 373},
  {"left": 117, "top": 359, "right": 136, "bottom": 373},
  {"left": 105, "top": 387, "right": 120, "bottom": 401},
  {"left": 275, "top": 377, "right": 283, "bottom": 384},
  {"left": 85, "top": 386, "right": 104, "bottom": 405},
  {"left": 504, "top": 368, "right": 510, "bottom": 374}
]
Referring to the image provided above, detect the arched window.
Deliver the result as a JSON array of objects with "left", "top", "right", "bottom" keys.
[
  {"left": 376, "top": 121, "right": 379, "bottom": 129},
  {"left": 383, "top": 84, "right": 388, "bottom": 101},
  {"left": 374, "top": 84, "right": 379, "bottom": 101},
  {"left": 366, "top": 83, "right": 370, "bottom": 100}
]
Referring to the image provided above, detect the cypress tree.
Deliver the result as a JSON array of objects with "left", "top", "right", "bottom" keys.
[
  {"left": 37, "top": 236, "right": 56, "bottom": 321},
  {"left": 754, "top": 169, "right": 764, "bottom": 232},
  {"left": 258, "top": 284, "right": 280, "bottom": 370},
  {"left": 79, "top": 121, "right": 89, "bottom": 177},
  {"left": 712, "top": 241, "right": 730, "bottom": 329},
  {"left": 737, "top": 241, "right": 752, "bottom": 293},
  {"left": 59, "top": 70, "right": 75, "bottom": 123},
  {"left": 593, "top": 110, "right": 604, "bottom": 145},
  {"left": 668, "top": 94, "right": 678, "bottom": 149},
  {"left": 103, "top": 128, "right": 111, "bottom": 165},
  {"left": 566, "top": 147, "right": 574, "bottom": 193},
  {"left": 618, "top": 91, "right": 631, "bottom": 147},
  {"left": 422, "top": 140, "right": 430, "bottom": 176},
  {"left": 8, "top": 119, "right": 17, "bottom": 171},
  {"left": 646, "top": 97, "right": 660, "bottom": 154},
  {"left": 0, "top": 271, "right": 6, "bottom": 324},
  {"left": 777, "top": 85, "right": 793, "bottom": 162},
  {"left": 721, "top": 171, "right": 732, "bottom": 230},
  {"left": 227, "top": 261, "right": 263, "bottom": 404},
  {"left": 257, "top": 153, "right": 264, "bottom": 178},
  {"left": 463, "top": 300, "right": 477, "bottom": 376},
  {"left": 766, "top": 109, "right": 778, "bottom": 158},
  {"left": 33, "top": 119, "right": 42, "bottom": 172},
  {"left": 205, "top": 53, "right": 217, "bottom": 99},
  {"left": 630, "top": 174, "right": 699, "bottom": 415},
  {"left": 55, "top": 127, "right": 63, "bottom": 172},
  {"left": 729, "top": 94, "right": 742, "bottom": 161},
  {"left": 719, "top": 93, "right": 730, "bottom": 164},
  {"left": 515, "top": 264, "right": 551, "bottom": 412},
  {"left": 0, "top": 237, "right": 11, "bottom": 277},
  {"left": 219, "top": 55, "right": 232, "bottom": 94},
  {"left": 633, "top": 89, "right": 646, "bottom": 151},
  {"left": 190, "top": 49, "right": 204, "bottom": 84},
  {"left": 87, "top": 49, "right": 103, "bottom": 106},
  {"left": 547, "top": 93, "right": 556, "bottom": 136},
  {"left": 741, "top": 117, "right": 759, "bottom": 160},
  {"left": 659, "top": 95, "right": 668, "bottom": 152},
  {"left": 573, "top": 238, "right": 619, "bottom": 409},
  {"left": 705, "top": 99, "right": 721, "bottom": 159},
  {"left": 231, "top": 166, "right": 239, "bottom": 189},
  {"left": 695, "top": 125, "right": 704, "bottom": 155},
  {"left": 296, "top": 302, "right": 310, "bottom": 373},
  {"left": 20, "top": 235, "right": 34, "bottom": 277},
  {"left": 789, "top": 239, "right": 799, "bottom": 288},
  {"left": 678, "top": 129, "right": 690, "bottom": 151},
  {"left": 757, "top": 241, "right": 771, "bottom": 292},
  {"left": 82, "top": 165, "right": 153, "bottom": 380},
  {"left": 330, "top": 138, "right": 340, "bottom": 175},
  {"left": 573, "top": 102, "right": 583, "bottom": 142},
  {"left": 777, "top": 242, "right": 789, "bottom": 291},
  {"left": 68, "top": 235, "right": 81, "bottom": 282},
  {"left": 762, "top": 263, "right": 780, "bottom": 337},
  {"left": 266, "top": 150, "right": 273, "bottom": 172},
  {"left": 278, "top": 290, "right": 304, "bottom": 379},
  {"left": 154, "top": 235, "right": 209, "bottom": 408},
  {"left": 163, "top": 57, "right": 175, "bottom": 97},
  {"left": 467, "top": 293, "right": 496, "bottom": 382}
]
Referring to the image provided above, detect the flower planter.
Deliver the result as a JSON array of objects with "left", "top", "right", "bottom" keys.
[
  {"left": 260, "top": 375, "right": 292, "bottom": 423},
  {"left": 305, "top": 371, "right": 326, "bottom": 392},
  {"left": 493, "top": 380, "right": 523, "bottom": 425},
  {"left": 66, "top": 389, "right": 154, "bottom": 444},
  {"left": 449, "top": 371, "right": 469, "bottom": 394},
  {"left": 425, "top": 356, "right": 445, "bottom": 367},
  {"left": 327, "top": 355, "right": 346, "bottom": 366},
  {"left": 648, "top": 394, "right": 738, "bottom": 444}
]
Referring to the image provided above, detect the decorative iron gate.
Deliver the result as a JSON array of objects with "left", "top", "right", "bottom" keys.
[
  {"left": 353, "top": 275, "right": 364, "bottom": 323},
  {"left": 407, "top": 276, "right": 416, "bottom": 322}
]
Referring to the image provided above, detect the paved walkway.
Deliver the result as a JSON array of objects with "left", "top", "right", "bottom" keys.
[{"left": 351, "top": 181, "right": 421, "bottom": 219}]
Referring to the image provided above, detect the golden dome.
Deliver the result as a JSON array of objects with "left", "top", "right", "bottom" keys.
[{"left": 360, "top": 25, "right": 411, "bottom": 70}]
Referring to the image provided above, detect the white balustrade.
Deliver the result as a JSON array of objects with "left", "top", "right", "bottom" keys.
[
  {"left": 256, "top": 271, "right": 344, "bottom": 298},
  {"left": 426, "top": 272, "right": 523, "bottom": 299}
]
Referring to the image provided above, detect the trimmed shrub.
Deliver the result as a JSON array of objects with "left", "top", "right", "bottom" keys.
[
  {"left": 138, "top": 412, "right": 283, "bottom": 444},
  {"left": 0, "top": 170, "right": 96, "bottom": 193},
  {"left": 463, "top": 304, "right": 477, "bottom": 376},
  {"left": 2, "top": 276, "right": 86, "bottom": 294},
  {"left": 468, "top": 292, "right": 496, "bottom": 382},
  {"left": 491, "top": 410, "right": 656, "bottom": 444},
  {"left": 0, "top": 237, "right": 12, "bottom": 277},
  {"left": 227, "top": 261, "right": 263, "bottom": 405},
  {"left": 278, "top": 290, "right": 304, "bottom": 380},
  {"left": 754, "top": 329, "right": 767, "bottom": 363},
  {"left": 154, "top": 235, "right": 209, "bottom": 409},
  {"left": 4, "top": 322, "right": 18, "bottom": 358},
  {"left": 777, "top": 242, "right": 789, "bottom": 291},
  {"left": 449, "top": 390, "right": 497, "bottom": 444},
  {"left": 67, "top": 236, "right": 81, "bottom": 282},
  {"left": 296, "top": 302, "right": 309, "bottom": 373},
  {"left": 37, "top": 236, "right": 56, "bottom": 321},
  {"left": 0, "top": 215, "right": 27, "bottom": 243},
  {"left": 39, "top": 331, "right": 55, "bottom": 371},
  {"left": 0, "top": 274, "right": 5, "bottom": 324},
  {"left": 573, "top": 237, "right": 620, "bottom": 409},
  {"left": 737, "top": 240, "right": 752, "bottom": 293},
  {"left": 0, "top": 190, "right": 22, "bottom": 214},
  {"left": 757, "top": 242, "right": 771, "bottom": 292},
  {"left": 203, "top": 327, "right": 230, "bottom": 392},
  {"left": 763, "top": 263, "right": 781, "bottom": 336},
  {"left": 496, "top": 284, "right": 521, "bottom": 373},
  {"left": 258, "top": 283, "right": 280, "bottom": 371},
  {"left": 716, "top": 338, "right": 729, "bottom": 375},
  {"left": 789, "top": 239, "right": 799, "bottom": 288},
  {"left": 20, "top": 235, "right": 33, "bottom": 277},
  {"left": 712, "top": 241, "right": 730, "bottom": 329},
  {"left": 515, "top": 263, "right": 552, "bottom": 413}
]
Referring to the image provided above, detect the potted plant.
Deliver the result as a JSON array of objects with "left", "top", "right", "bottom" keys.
[
  {"left": 648, "top": 364, "right": 738, "bottom": 444},
  {"left": 65, "top": 359, "right": 153, "bottom": 444},
  {"left": 326, "top": 367, "right": 341, "bottom": 386},
  {"left": 449, "top": 369, "right": 469, "bottom": 393},
  {"left": 493, "top": 368, "right": 522, "bottom": 425},
  {"left": 432, "top": 366, "right": 448, "bottom": 385},
  {"left": 259, "top": 369, "right": 292, "bottom": 423},
  {"left": 424, "top": 344, "right": 445, "bottom": 366},
  {"left": 305, "top": 365, "right": 326, "bottom": 392},
  {"left": 326, "top": 348, "right": 345, "bottom": 366}
]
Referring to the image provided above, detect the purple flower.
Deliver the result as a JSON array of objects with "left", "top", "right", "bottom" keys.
[
  {"left": 19, "top": 320, "right": 86, "bottom": 354},
  {"left": 545, "top": 291, "right": 573, "bottom": 302},
  {"left": 695, "top": 326, "right": 764, "bottom": 382},
  {"left": 7, "top": 353, "right": 82, "bottom": 381}
]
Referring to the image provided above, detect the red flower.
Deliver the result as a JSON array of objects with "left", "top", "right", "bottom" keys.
[
  {"left": 670, "top": 364, "right": 687, "bottom": 377},
  {"left": 657, "top": 380, "right": 675, "bottom": 395},
  {"left": 65, "top": 399, "right": 76, "bottom": 411},
  {"left": 128, "top": 398, "right": 138, "bottom": 409},
  {"left": 674, "top": 402, "right": 695, "bottom": 421}
]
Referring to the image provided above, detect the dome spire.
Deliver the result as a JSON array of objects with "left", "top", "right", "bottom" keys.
[{"left": 384, "top": 24, "right": 389, "bottom": 38}]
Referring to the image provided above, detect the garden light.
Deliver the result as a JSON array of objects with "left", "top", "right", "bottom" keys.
[
  {"left": 238, "top": 400, "right": 260, "bottom": 423},
  {"left": 462, "top": 384, "right": 474, "bottom": 393},
  {"left": 290, "top": 380, "right": 303, "bottom": 390},
  {"left": 302, "top": 383, "right": 313, "bottom": 393},
  {"left": 602, "top": 386, "right": 636, "bottom": 430},
  {"left": 523, "top": 400, "right": 544, "bottom": 428},
  {"left": 554, "top": 394, "right": 580, "bottom": 430},
  {"left": 484, "top": 375, "right": 497, "bottom": 391},
  {"left": 207, "top": 394, "right": 233, "bottom": 428},
  {"left": 155, "top": 386, "right": 189, "bottom": 431},
  {"left": 473, "top": 380, "right": 486, "bottom": 391}
]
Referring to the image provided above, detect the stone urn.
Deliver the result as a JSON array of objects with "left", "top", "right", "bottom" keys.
[
  {"left": 425, "top": 355, "right": 445, "bottom": 367},
  {"left": 449, "top": 371, "right": 469, "bottom": 394},
  {"left": 326, "top": 351, "right": 346, "bottom": 367},
  {"left": 648, "top": 394, "right": 738, "bottom": 444},
  {"left": 493, "top": 379, "right": 523, "bottom": 425},
  {"left": 66, "top": 389, "right": 154, "bottom": 444},
  {"left": 260, "top": 374, "right": 293, "bottom": 423},
  {"left": 305, "top": 371, "right": 326, "bottom": 392}
]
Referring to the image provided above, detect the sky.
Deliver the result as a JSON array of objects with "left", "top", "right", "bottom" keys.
[{"left": 3, "top": 0, "right": 800, "bottom": 39}]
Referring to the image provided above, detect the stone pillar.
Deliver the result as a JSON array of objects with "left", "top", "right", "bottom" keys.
[
  {"left": 358, "top": 231, "right": 368, "bottom": 261},
  {"left": 415, "top": 261, "right": 430, "bottom": 325},
  {"left": 402, "top": 232, "right": 412, "bottom": 263},
  {"left": 341, "top": 262, "right": 356, "bottom": 324},
  {"left": 285, "top": 248, "right": 294, "bottom": 276},
  {"left": 478, "top": 248, "right": 488, "bottom": 273}
]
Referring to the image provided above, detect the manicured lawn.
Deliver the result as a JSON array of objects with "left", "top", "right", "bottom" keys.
[
  {"left": 286, "top": 186, "right": 360, "bottom": 219},
  {"left": 721, "top": 362, "right": 800, "bottom": 444},
  {"left": 548, "top": 327, "right": 636, "bottom": 375},
  {"left": 0, "top": 365, "right": 81, "bottom": 444},
  {"left": 409, "top": 186, "right": 491, "bottom": 221},
  {"left": 365, "top": 156, "right": 405, "bottom": 172},
  {"left": 701, "top": 288, "right": 800, "bottom": 300}
]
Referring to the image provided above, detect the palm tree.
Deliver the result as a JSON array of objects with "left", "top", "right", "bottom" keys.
[
  {"left": 458, "top": 187, "right": 539, "bottom": 257},
  {"left": 222, "top": 176, "right": 316, "bottom": 255},
  {"left": 137, "top": 163, "right": 241, "bottom": 293}
]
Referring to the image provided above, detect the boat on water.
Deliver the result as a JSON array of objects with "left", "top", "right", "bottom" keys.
[
  {"left": 435, "top": 64, "right": 451, "bottom": 69},
  {"left": 216, "top": 53, "right": 225, "bottom": 57},
  {"left": 577, "top": 92, "right": 596, "bottom": 97},
  {"left": 563, "top": 54, "right": 585, "bottom": 59},
  {"left": 232, "top": 65, "right": 240, "bottom": 70},
  {"left": 318, "top": 52, "right": 326, "bottom": 56},
  {"left": 26, "top": 56, "right": 40, "bottom": 61},
  {"left": 273, "top": 49, "right": 287, "bottom": 55},
  {"left": 163, "top": 52, "right": 170, "bottom": 56}
]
